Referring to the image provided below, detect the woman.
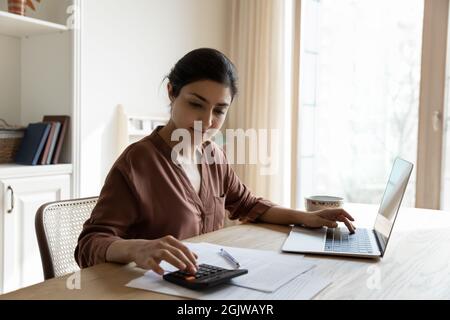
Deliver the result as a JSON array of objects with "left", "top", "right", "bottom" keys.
[{"left": 75, "top": 48, "right": 355, "bottom": 275}]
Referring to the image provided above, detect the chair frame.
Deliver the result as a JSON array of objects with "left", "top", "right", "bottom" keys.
[{"left": 35, "top": 196, "right": 98, "bottom": 280}]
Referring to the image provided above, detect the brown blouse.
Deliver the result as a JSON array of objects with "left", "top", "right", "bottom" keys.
[{"left": 75, "top": 126, "right": 276, "bottom": 268}]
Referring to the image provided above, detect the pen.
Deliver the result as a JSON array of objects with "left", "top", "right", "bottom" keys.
[{"left": 219, "top": 248, "right": 240, "bottom": 269}]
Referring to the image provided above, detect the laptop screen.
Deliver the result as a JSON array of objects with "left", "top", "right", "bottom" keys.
[{"left": 373, "top": 158, "right": 413, "bottom": 256}]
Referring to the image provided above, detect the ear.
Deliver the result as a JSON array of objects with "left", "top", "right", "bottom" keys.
[{"left": 167, "top": 83, "right": 175, "bottom": 103}]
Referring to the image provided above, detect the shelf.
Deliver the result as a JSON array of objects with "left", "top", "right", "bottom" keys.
[
  {"left": 0, "top": 11, "right": 68, "bottom": 38},
  {"left": 0, "top": 163, "right": 73, "bottom": 179}
]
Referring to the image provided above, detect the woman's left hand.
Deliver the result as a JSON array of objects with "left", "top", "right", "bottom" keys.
[{"left": 301, "top": 208, "right": 356, "bottom": 234}]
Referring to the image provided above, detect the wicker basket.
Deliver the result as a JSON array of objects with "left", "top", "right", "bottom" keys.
[{"left": 0, "top": 119, "right": 26, "bottom": 164}]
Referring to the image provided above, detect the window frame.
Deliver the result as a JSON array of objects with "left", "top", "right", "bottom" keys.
[{"left": 416, "top": 0, "right": 449, "bottom": 209}]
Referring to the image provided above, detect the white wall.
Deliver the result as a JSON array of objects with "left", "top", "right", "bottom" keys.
[
  {"left": 21, "top": 33, "right": 71, "bottom": 125},
  {"left": 80, "top": 0, "right": 231, "bottom": 196},
  {"left": 0, "top": 35, "right": 20, "bottom": 125}
]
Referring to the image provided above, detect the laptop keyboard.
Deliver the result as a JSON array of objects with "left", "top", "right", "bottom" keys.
[{"left": 324, "top": 228, "right": 373, "bottom": 254}]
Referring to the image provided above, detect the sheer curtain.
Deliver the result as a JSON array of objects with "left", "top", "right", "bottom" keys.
[{"left": 226, "top": 0, "right": 293, "bottom": 206}]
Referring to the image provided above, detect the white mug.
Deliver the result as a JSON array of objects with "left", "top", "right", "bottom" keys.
[{"left": 305, "top": 195, "right": 344, "bottom": 212}]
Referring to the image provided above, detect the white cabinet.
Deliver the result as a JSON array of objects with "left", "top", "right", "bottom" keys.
[{"left": 0, "top": 165, "right": 71, "bottom": 294}]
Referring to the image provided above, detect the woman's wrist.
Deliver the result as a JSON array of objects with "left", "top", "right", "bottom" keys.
[
  {"left": 107, "top": 239, "right": 147, "bottom": 264},
  {"left": 292, "top": 210, "right": 310, "bottom": 225},
  {"left": 259, "top": 206, "right": 311, "bottom": 225}
]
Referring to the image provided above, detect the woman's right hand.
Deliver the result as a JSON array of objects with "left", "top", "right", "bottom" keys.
[{"left": 132, "top": 235, "right": 198, "bottom": 275}]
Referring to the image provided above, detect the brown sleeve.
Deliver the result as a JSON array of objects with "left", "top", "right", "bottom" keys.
[
  {"left": 221, "top": 150, "right": 276, "bottom": 222},
  {"left": 75, "top": 164, "right": 140, "bottom": 268}
]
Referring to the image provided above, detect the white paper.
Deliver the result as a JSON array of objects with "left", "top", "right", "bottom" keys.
[
  {"left": 126, "top": 242, "right": 331, "bottom": 299},
  {"left": 159, "top": 242, "right": 315, "bottom": 293},
  {"left": 126, "top": 268, "right": 331, "bottom": 300}
]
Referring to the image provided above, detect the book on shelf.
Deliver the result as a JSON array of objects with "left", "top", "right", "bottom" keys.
[
  {"left": 13, "top": 115, "right": 70, "bottom": 166},
  {"left": 42, "top": 115, "right": 70, "bottom": 164},
  {"left": 14, "top": 123, "right": 52, "bottom": 166},
  {"left": 39, "top": 121, "right": 57, "bottom": 165},
  {"left": 46, "top": 122, "right": 61, "bottom": 165}
]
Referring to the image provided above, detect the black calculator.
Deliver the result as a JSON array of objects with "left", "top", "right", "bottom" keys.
[{"left": 163, "top": 263, "right": 248, "bottom": 290}]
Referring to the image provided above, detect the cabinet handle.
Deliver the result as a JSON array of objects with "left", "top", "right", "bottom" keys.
[{"left": 7, "top": 186, "right": 14, "bottom": 214}]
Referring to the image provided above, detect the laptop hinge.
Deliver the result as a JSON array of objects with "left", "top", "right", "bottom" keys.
[{"left": 372, "top": 229, "right": 384, "bottom": 255}]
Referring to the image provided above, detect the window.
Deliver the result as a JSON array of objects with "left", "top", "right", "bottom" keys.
[{"left": 297, "top": 0, "right": 424, "bottom": 208}]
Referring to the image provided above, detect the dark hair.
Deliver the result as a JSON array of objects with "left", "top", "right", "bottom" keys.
[{"left": 166, "top": 48, "right": 238, "bottom": 101}]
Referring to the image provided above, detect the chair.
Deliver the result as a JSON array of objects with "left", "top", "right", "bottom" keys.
[{"left": 35, "top": 197, "right": 98, "bottom": 280}]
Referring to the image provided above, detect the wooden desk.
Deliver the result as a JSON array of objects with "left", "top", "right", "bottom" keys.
[{"left": 2, "top": 204, "right": 450, "bottom": 300}]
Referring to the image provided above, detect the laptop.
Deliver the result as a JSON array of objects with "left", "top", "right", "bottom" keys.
[{"left": 282, "top": 157, "right": 414, "bottom": 259}]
